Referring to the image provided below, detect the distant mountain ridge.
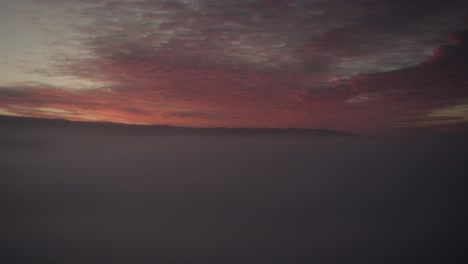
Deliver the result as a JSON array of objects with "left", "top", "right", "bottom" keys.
[{"left": 0, "top": 115, "right": 358, "bottom": 137}]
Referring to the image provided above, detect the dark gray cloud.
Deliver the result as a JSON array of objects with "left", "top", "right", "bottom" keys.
[{"left": 42, "top": 0, "right": 468, "bottom": 81}]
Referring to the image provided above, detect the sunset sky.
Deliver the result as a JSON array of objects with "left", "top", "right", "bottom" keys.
[
  {"left": 3, "top": 2, "right": 468, "bottom": 263},
  {"left": 1, "top": 0, "right": 467, "bottom": 135}
]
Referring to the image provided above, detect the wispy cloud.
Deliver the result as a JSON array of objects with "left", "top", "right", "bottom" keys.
[{"left": 1, "top": 1, "right": 468, "bottom": 134}]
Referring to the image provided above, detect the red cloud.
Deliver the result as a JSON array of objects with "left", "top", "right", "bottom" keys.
[{"left": 1, "top": 1, "right": 468, "bottom": 135}]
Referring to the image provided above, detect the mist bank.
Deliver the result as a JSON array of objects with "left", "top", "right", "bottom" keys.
[{"left": 1, "top": 118, "right": 467, "bottom": 264}]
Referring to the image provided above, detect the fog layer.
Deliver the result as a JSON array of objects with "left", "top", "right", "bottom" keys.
[{"left": 1, "top": 125, "right": 467, "bottom": 263}]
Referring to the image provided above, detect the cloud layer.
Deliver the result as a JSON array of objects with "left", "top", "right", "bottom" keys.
[{"left": 1, "top": 0, "right": 468, "bottom": 134}]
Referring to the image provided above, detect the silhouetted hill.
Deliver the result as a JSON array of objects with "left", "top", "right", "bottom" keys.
[{"left": 0, "top": 115, "right": 359, "bottom": 137}]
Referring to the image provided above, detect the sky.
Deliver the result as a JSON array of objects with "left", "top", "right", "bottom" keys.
[{"left": 1, "top": 0, "right": 468, "bottom": 135}]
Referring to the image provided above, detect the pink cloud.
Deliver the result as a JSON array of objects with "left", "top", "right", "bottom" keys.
[{"left": 1, "top": 1, "right": 468, "bottom": 135}]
